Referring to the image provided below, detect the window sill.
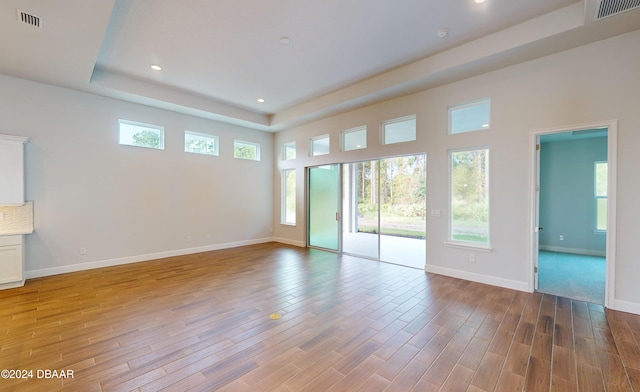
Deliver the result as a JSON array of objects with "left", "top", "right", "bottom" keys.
[
  {"left": 443, "top": 241, "right": 493, "bottom": 252},
  {"left": 280, "top": 222, "right": 296, "bottom": 227}
]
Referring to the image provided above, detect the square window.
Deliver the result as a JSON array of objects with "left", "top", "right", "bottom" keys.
[
  {"left": 449, "top": 99, "right": 491, "bottom": 134},
  {"left": 185, "top": 131, "right": 219, "bottom": 156},
  {"left": 119, "top": 120, "right": 164, "bottom": 149},
  {"left": 234, "top": 140, "right": 260, "bottom": 161},
  {"left": 310, "top": 135, "right": 330, "bottom": 156},
  {"left": 342, "top": 126, "right": 367, "bottom": 151},
  {"left": 283, "top": 142, "right": 296, "bottom": 160},
  {"left": 382, "top": 116, "right": 416, "bottom": 145}
]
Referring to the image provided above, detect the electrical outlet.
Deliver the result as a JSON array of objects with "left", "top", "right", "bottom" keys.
[
  {"left": 431, "top": 209, "right": 441, "bottom": 217},
  {"left": 0, "top": 212, "right": 4, "bottom": 221},
  {"left": 469, "top": 254, "right": 476, "bottom": 263},
  {"left": 559, "top": 235, "right": 564, "bottom": 241},
  {"left": 80, "top": 247, "right": 87, "bottom": 255}
]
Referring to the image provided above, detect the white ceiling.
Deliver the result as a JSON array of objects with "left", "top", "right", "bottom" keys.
[{"left": 1, "top": 0, "right": 639, "bottom": 131}]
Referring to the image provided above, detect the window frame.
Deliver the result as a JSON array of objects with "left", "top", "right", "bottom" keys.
[
  {"left": 281, "top": 169, "right": 296, "bottom": 225},
  {"left": 447, "top": 147, "right": 491, "bottom": 249},
  {"left": 381, "top": 115, "right": 417, "bottom": 145},
  {"left": 118, "top": 119, "right": 165, "bottom": 150},
  {"left": 233, "top": 140, "right": 261, "bottom": 161},
  {"left": 184, "top": 131, "right": 219, "bottom": 156},
  {"left": 448, "top": 99, "right": 491, "bottom": 135},
  {"left": 341, "top": 126, "right": 367, "bottom": 151},
  {"left": 309, "top": 134, "right": 330, "bottom": 156}
]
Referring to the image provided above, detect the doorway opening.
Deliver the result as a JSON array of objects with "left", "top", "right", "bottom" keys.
[
  {"left": 531, "top": 122, "right": 616, "bottom": 306},
  {"left": 308, "top": 154, "right": 426, "bottom": 269}
]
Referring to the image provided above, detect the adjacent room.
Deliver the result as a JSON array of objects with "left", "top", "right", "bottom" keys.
[{"left": 1, "top": 0, "right": 640, "bottom": 390}]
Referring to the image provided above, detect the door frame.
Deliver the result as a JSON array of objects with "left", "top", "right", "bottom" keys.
[{"left": 528, "top": 120, "right": 617, "bottom": 308}]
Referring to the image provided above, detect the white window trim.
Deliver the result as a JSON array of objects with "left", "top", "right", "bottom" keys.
[
  {"left": 448, "top": 98, "right": 491, "bottom": 135},
  {"left": 118, "top": 119, "right": 165, "bottom": 150},
  {"left": 309, "top": 134, "right": 330, "bottom": 156},
  {"left": 234, "top": 139, "right": 261, "bottom": 161},
  {"left": 447, "top": 146, "right": 491, "bottom": 248},
  {"left": 184, "top": 130, "right": 219, "bottom": 156},
  {"left": 341, "top": 125, "right": 367, "bottom": 151},
  {"left": 381, "top": 114, "right": 417, "bottom": 145}
]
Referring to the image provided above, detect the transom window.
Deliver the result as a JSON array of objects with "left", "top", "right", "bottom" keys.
[
  {"left": 283, "top": 142, "right": 296, "bottom": 160},
  {"left": 382, "top": 115, "right": 416, "bottom": 145},
  {"left": 449, "top": 99, "right": 491, "bottom": 134},
  {"left": 185, "top": 131, "right": 219, "bottom": 156},
  {"left": 118, "top": 119, "right": 164, "bottom": 150},
  {"left": 234, "top": 140, "right": 260, "bottom": 161},
  {"left": 341, "top": 126, "right": 367, "bottom": 151},
  {"left": 310, "top": 135, "right": 330, "bottom": 156}
]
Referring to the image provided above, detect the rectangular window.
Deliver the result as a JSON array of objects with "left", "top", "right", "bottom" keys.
[
  {"left": 382, "top": 115, "right": 416, "bottom": 145},
  {"left": 234, "top": 140, "right": 260, "bottom": 161},
  {"left": 282, "top": 169, "right": 296, "bottom": 225},
  {"left": 450, "top": 148, "right": 489, "bottom": 245},
  {"left": 595, "top": 161, "right": 607, "bottom": 231},
  {"left": 283, "top": 142, "right": 296, "bottom": 160},
  {"left": 342, "top": 126, "right": 367, "bottom": 151},
  {"left": 310, "top": 135, "right": 330, "bottom": 156},
  {"left": 185, "top": 131, "right": 219, "bottom": 156},
  {"left": 118, "top": 119, "right": 164, "bottom": 150},
  {"left": 449, "top": 99, "right": 491, "bottom": 134}
]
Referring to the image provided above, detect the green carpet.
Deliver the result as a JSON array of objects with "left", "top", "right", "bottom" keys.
[{"left": 538, "top": 250, "right": 605, "bottom": 304}]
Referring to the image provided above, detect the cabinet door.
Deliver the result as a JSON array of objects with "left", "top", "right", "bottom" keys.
[
  {"left": 0, "top": 244, "right": 22, "bottom": 284},
  {"left": 0, "top": 139, "right": 26, "bottom": 204}
]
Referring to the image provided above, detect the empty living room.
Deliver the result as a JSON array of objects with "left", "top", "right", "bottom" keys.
[{"left": 1, "top": 0, "right": 640, "bottom": 391}]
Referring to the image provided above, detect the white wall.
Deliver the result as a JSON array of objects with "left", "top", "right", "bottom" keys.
[
  {"left": 0, "top": 74, "right": 274, "bottom": 276},
  {"left": 273, "top": 30, "right": 640, "bottom": 312}
]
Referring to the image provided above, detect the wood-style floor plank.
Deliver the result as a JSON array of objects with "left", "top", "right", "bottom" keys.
[{"left": 1, "top": 242, "right": 639, "bottom": 391}]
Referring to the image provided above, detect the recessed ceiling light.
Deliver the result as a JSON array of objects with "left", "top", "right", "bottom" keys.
[
  {"left": 437, "top": 28, "right": 448, "bottom": 38},
  {"left": 257, "top": 98, "right": 265, "bottom": 103},
  {"left": 150, "top": 64, "right": 162, "bottom": 71},
  {"left": 481, "top": 123, "right": 489, "bottom": 128},
  {"left": 475, "top": 0, "right": 486, "bottom": 3}
]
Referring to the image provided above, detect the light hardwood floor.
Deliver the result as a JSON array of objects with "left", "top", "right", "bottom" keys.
[{"left": 1, "top": 242, "right": 639, "bottom": 391}]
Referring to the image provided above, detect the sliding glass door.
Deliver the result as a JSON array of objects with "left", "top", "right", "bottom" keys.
[
  {"left": 308, "top": 155, "right": 426, "bottom": 268},
  {"left": 308, "top": 164, "right": 340, "bottom": 251},
  {"left": 342, "top": 161, "right": 379, "bottom": 259}
]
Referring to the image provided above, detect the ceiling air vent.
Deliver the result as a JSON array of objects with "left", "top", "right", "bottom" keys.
[
  {"left": 595, "top": 0, "right": 640, "bottom": 20},
  {"left": 16, "top": 9, "right": 42, "bottom": 29}
]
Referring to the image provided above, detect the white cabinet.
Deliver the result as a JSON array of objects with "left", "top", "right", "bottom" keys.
[
  {"left": 0, "top": 134, "right": 29, "bottom": 205},
  {"left": 0, "top": 235, "right": 24, "bottom": 289}
]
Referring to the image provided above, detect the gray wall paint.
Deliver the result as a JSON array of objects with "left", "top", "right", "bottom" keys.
[
  {"left": 539, "top": 137, "right": 607, "bottom": 253},
  {"left": 0, "top": 74, "right": 273, "bottom": 274},
  {"left": 273, "top": 29, "right": 640, "bottom": 308}
]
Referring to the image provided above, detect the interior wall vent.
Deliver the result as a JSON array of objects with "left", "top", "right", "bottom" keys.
[
  {"left": 16, "top": 9, "right": 42, "bottom": 29},
  {"left": 595, "top": 0, "right": 640, "bottom": 20}
]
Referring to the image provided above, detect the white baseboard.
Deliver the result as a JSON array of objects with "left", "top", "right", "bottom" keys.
[
  {"left": 26, "top": 237, "right": 274, "bottom": 279},
  {"left": 539, "top": 245, "right": 606, "bottom": 257},
  {"left": 272, "top": 237, "right": 306, "bottom": 247},
  {"left": 424, "top": 264, "right": 530, "bottom": 292},
  {"left": 613, "top": 299, "right": 640, "bottom": 315}
]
